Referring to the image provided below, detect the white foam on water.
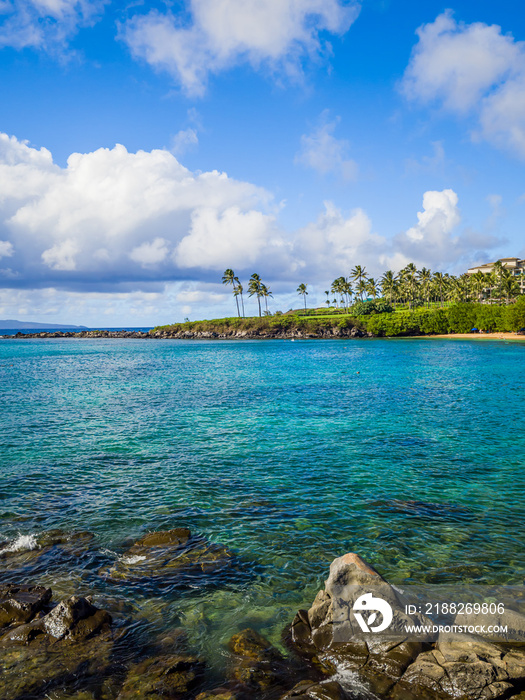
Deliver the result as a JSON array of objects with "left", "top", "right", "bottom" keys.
[
  {"left": 331, "top": 667, "right": 380, "bottom": 699},
  {"left": 121, "top": 554, "right": 146, "bottom": 565},
  {"left": 0, "top": 533, "right": 38, "bottom": 554}
]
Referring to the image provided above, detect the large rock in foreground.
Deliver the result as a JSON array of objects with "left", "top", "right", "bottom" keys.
[
  {"left": 287, "top": 553, "right": 525, "bottom": 700},
  {"left": 0, "top": 593, "right": 115, "bottom": 700},
  {"left": 391, "top": 633, "right": 525, "bottom": 700},
  {"left": 287, "top": 553, "right": 425, "bottom": 697}
]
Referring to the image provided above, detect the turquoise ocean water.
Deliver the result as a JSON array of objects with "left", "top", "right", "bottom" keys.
[{"left": 1, "top": 337, "right": 524, "bottom": 675}]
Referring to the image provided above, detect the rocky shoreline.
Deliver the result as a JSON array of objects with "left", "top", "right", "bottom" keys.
[
  {"left": 2, "top": 529, "right": 525, "bottom": 699},
  {"left": 0, "top": 327, "right": 371, "bottom": 340}
]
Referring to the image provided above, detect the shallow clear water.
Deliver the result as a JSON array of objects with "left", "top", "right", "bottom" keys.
[{"left": 1, "top": 337, "right": 524, "bottom": 673}]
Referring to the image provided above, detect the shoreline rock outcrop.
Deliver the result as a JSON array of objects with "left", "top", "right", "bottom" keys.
[
  {"left": 286, "top": 553, "right": 525, "bottom": 700},
  {"left": 0, "top": 326, "right": 371, "bottom": 340},
  {"left": 0, "top": 589, "right": 115, "bottom": 700},
  {"left": 4, "top": 541, "right": 525, "bottom": 700}
]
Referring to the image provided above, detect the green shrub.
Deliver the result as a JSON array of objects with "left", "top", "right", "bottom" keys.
[
  {"left": 352, "top": 299, "right": 393, "bottom": 315},
  {"left": 445, "top": 304, "right": 477, "bottom": 333},
  {"left": 503, "top": 296, "right": 525, "bottom": 331}
]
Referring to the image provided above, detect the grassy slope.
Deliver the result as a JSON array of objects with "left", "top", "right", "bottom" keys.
[
  {"left": 154, "top": 299, "right": 525, "bottom": 337},
  {"left": 153, "top": 313, "right": 362, "bottom": 335}
]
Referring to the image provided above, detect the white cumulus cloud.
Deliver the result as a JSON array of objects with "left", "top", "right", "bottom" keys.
[
  {"left": 41, "top": 239, "right": 79, "bottom": 270},
  {"left": 0, "top": 131, "right": 282, "bottom": 289},
  {"left": 401, "top": 11, "right": 525, "bottom": 157},
  {"left": 386, "top": 189, "right": 499, "bottom": 272},
  {"left": 122, "top": 0, "right": 359, "bottom": 95},
  {"left": 129, "top": 238, "right": 170, "bottom": 266},
  {"left": 0, "top": 0, "right": 107, "bottom": 52},
  {"left": 175, "top": 206, "right": 279, "bottom": 270},
  {"left": 295, "top": 112, "right": 358, "bottom": 180},
  {"left": 0, "top": 240, "right": 14, "bottom": 259},
  {"left": 292, "top": 201, "right": 384, "bottom": 277},
  {"left": 0, "top": 133, "right": 503, "bottom": 322}
]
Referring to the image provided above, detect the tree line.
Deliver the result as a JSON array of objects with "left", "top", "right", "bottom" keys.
[{"left": 223, "top": 261, "right": 523, "bottom": 317}]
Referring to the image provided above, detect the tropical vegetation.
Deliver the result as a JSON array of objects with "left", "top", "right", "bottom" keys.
[{"left": 221, "top": 261, "right": 523, "bottom": 319}]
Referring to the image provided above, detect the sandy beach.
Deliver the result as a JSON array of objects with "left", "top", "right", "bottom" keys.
[{"left": 414, "top": 332, "right": 525, "bottom": 341}]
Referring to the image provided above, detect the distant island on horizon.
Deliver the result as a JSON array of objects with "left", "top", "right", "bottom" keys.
[{"left": 0, "top": 319, "right": 88, "bottom": 330}]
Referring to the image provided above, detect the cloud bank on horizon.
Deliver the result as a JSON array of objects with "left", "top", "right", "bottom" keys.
[{"left": 0, "top": 132, "right": 500, "bottom": 294}]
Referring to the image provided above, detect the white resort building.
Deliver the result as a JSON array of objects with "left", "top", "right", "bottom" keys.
[{"left": 467, "top": 257, "right": 525, "bottom": 292}]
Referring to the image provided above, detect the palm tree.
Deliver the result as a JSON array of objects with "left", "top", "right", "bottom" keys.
[
  {"left": 471, "top": 271, "right": 487, "bottom": 302},
  {"left": 380, "top": 270, "right": 396, "bottom": 308},
  {"left": 222, "top": 269, "right": 240, "bottom": 317},
  {"left": 324, "top": 290, "right": 331, "bottom": 308},
  {"left": 331, "top": 278, "right": 345, "bottom": 310},
  {"left": 489, "top": 261, "right": 505, "bottom": 303},
  {"left": 418, "top": 267, "right": 432, "bottom": 307},
  {"left": 261, "top": 283, "right": 273, "bottom": 314},
  {"left": 342, "top": 278, "right": 353, "bottom": 310},
  {"left": 233, "top": 280, "right": 245, "bottom": 318},
  {"left": 400, "top": 263, "right": 419, "bottom": 309},
  {"left": 248, "top": 273, "right": 264, "bottom": 317},
  {"left": 500, "top": 269, "right": 520, "bottom": 302},
  {"left": 366, "top": 277, "right": 379, "bottom": 299},
  {"left": 356, "top": 278, "right": 367, "bottom": 301},
  {"left": 234, "top": 277, "right": 245, "bottom": 317},
  {"left": 351, "top": 265, "right": 367, "bottom": 300},
  {"left": 297, "top": 283, "right": 308, "bottom": 311}
]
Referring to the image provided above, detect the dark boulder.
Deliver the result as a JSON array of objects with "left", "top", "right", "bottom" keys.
[
  {"left": 0, "top": 593, "right": 115, "bottom": 700},
  {"left": 227, "top": 627, "right": 292, "bottom": 695},
  {"left": 0, "top": 584, "right": 51, "bottom": 627}
]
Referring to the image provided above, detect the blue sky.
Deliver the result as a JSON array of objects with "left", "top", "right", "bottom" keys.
[{"left": 0, "top": 0, "right": 524, "bottom": 325}]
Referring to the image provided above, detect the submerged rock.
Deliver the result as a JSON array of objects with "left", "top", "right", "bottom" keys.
[
  {"left": 369, "top": 499, "right": 472, "bottom": 522},
  {"left": 117, "top": 653, "right": 206, "bottom": 699},
  {"left": 99, "top": 528, "right": 235, "bottom": 585},
  {"left": 0, "top": 530, "right": 96, "bottom": 580},
  {"left": 196, "top": 689, "right": 239, "bottom": 699},
  {"left": 131, "top": 528, "right": 191, "bottom": 549},
  {"left": 37, "top": 529, "right": 95, "bottom": 554}
]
